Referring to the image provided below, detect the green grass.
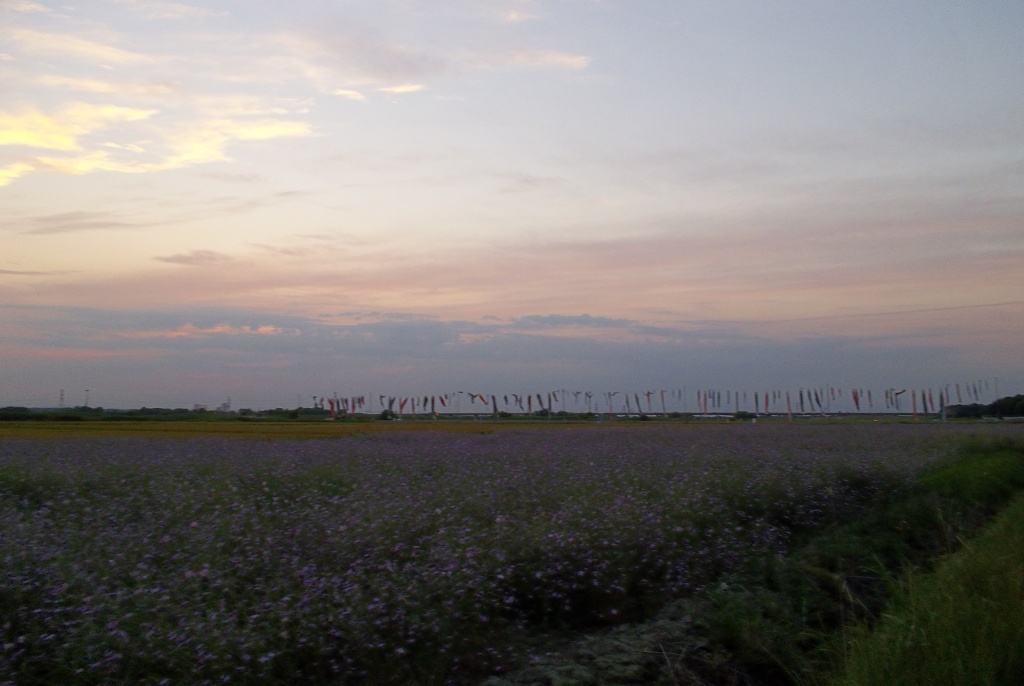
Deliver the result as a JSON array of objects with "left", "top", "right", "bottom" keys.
[
  {"left": 686, "top": 436, "right": 1024, "bottom": 686},
  {"left": 833, "top": 490, "right": 1024, "bottom": 686},
  {"left": 824, "top": 437, "right": 1024, "bottom": 686},
  {"left": 919, "top": 438, "right": 1024, "bottom": 506}
]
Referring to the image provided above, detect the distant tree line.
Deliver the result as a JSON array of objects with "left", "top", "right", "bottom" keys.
[
  {"left": 948, "top": 394, "right": 1024, "bottom": 419},
  {"left": 0, "top": 406, "right": 331, "bottom": 422}
]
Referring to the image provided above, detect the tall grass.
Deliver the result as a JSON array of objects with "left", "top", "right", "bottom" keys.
[
  {"left": 834, "top": 491, "right": 1024, "bottom": 686},
  {"left": 828, "top": 438, "right": 1024, "bottom": 686},
  {"left": 686, "top": 436, "right": 1024, "bottom": 686}
]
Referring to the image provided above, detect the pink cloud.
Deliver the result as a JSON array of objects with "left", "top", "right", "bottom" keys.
[
  {"left": 5, "top": 210, "right": 1021, "bottom": 355},
  {"left": 116, "top": 323, "right": 293, "bottom": 339}
]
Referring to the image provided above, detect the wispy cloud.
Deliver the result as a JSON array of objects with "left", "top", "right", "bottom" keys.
[
  {"left": 154, "top": 250, "right": 234, "bottom": 266},
  {"left": 36, "top": 75, "right": 179, "bottom": 96},
  {"left": 0, "top": 110, "right": 312, "bottom": 184},
  {"left": 155, "top": 118, "right": 313, "bottom": 167},
  {"left": 376, "top": 83, "right": 425, "bottom": 94},
  {"left": 190, "top": 94, "right": 311, "bottom": 117},
  {"left": 499, "top": 10, "right": 539, "bottom": 24},
  {"left": 118, "top": 323, "right": 293, "bottom": 340},
  {"left": 196, "top": 170, "right": 262, "bottom": 184},
  {"left": 32, "top": 78, "right": 309, "bottom": 119},
  {"left": 18, "top": 210, "right": 153, "bottom": 235},
  {"left": 488, "top": 49, "right": 590, "bottom": 70},
  {"left": 0, "top": 162, "right": 33, "bottom": 186},
  {"left": 446, "top": 45, "right": 590, "bottom": 72},
  {"left": 7, "top": 27, "right": 154, "bottom": 64},
  {"left": 245, "top": 19, "right": 587, "bottom": 97},
  {"left": 333, "top": 88, "right": 367, "bottom": 101},
  {"left": 13, "top": 204, "right": 1019, "bottom": 330},
  {"left": 509, "top": 314, "right": 637, "bottom": 329},
  {"left": 0, "top": 268, "right": 71, "bottom": 276},
  {"left": 110, "top": 0, "right": 226, "bottom": 21},
  {"left": 265, "top": 26, "right": 447, "bottom": 92},
  {"left": 0, "top": 1, "right": 51, "bottom": 13},
  {"left": 0, "top": 102, "right": 157, "bottom": 151}
]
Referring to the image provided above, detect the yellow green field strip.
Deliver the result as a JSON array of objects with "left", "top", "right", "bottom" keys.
[{"left": 0, "top": 419, "right": 608, "bottom": 439}]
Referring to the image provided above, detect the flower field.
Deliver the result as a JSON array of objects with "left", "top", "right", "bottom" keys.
[{"left": 0, "top": 424, "right": 1004, "bottom": 684}]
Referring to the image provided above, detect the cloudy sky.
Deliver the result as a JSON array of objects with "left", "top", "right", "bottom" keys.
[{"left": 1, "top": 0, "right": 1021, "bottom": 410}]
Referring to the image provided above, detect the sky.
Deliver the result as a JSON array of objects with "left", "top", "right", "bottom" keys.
[{"left": 1, "top": 0, "right": 1022, "bottom": 411}]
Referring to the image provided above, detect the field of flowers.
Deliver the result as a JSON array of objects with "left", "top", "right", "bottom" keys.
[{"left": 0, "top": 423, "right": 1000, "bottom": 684}]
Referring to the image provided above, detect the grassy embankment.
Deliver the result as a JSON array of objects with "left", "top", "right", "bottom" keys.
[
  {"left": 830, "top": 440, "right": 1024, "bottom": 686},
  {"left": 693, "top": 436, "right": 1024, "bottom": 686}
]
